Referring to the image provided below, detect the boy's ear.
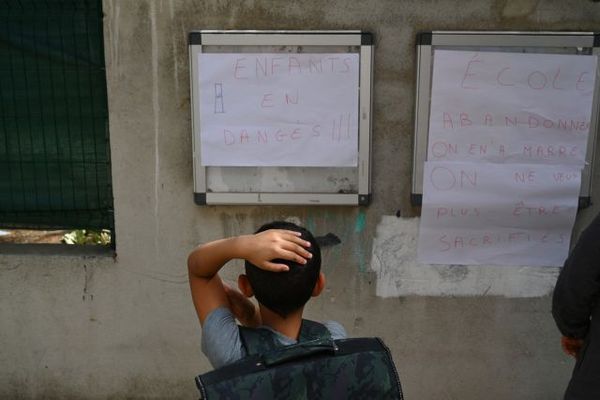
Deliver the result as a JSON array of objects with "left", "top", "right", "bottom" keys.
[
  {"left": 311, "top": 272, "right": 326, "bottom": 297},
  {"left": 238, "top": 274, "right": 254, "bottom": 298}
]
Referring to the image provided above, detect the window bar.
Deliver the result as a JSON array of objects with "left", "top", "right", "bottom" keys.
[
  {"left": 73, "top": 6, "right": 90, "bottom": 219},
  {"left": 46, "top": 6, "right": 66, "bottom": 217},
  {"left": 33, "top": 9, "right": 53, "bottom": 215},
  {"left": 58, "top": 9, "right": 78, "bottom": 214},
  {"left": 8, "top": 7, "right": 28, "bottom": 213},
  {"left": 19, "top": 14, "right": 43, "bottom": 215},
  {"left": 83, "top": 6, "right": 102, "bottom": 219},
  {"left": 0, "top": 6, "right": 16, "bottom": 215}
]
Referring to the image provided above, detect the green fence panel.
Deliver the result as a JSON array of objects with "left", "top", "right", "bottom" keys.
[{"left": 0, "top": 0, "right": 113, "bottom": 230}]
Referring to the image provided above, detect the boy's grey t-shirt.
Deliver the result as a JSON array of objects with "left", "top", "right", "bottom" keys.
[{"left": 202, "top": 307, "right": 347, "bottom": 369}]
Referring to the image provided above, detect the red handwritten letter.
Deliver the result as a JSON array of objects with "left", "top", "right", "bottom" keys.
[
  {"left": 496, "top": 67, "right": 514, "bottom": 86},
  {"left": 261, "top": 93, "right": 274, "bottom": 108},
  {"left": 233, "top": 58, "right": 247, "bottom": 79},
  {"left": 443, "top": 112, "right": 454, "bottom": 129},
  {"left": 288, "top": 57, "right": 302, "bottom": 74},
  {"left": 576, "top": 72, "right": 590, "bottom": 91},
  {"left": 461, "top": 53, "right": 482, "bottom": 90}
]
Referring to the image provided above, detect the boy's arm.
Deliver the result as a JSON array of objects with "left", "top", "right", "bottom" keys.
[
  {"left": 188, "top": 229, "right": 312, "bottom": 325},
  {"left": 223, "top": 283, "right": 262, "bottom": 328}
]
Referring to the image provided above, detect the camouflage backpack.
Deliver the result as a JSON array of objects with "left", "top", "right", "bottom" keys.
[{"left": 195, "top": 320, "right": 404, "bottom": 399}]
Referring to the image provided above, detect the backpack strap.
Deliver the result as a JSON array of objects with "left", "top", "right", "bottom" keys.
[
  {"left": 298, "top": 319, "right": 332, "bottom": 342},
  {"left": 238, "top": 326, "right": 279, "bottom": 357},
  {"left": 239, "top": 319, "right": 332, "bottom": 357}
]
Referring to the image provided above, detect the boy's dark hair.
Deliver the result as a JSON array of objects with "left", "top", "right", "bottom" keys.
[{"left": 244, "top": 221, "right": 321, "bottom": 318}]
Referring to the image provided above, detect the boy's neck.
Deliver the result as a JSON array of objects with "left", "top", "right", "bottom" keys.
[{"left": 258, "top": 304, "right": 304, "bottom": 340}]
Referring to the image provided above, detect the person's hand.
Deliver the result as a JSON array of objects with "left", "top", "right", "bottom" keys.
[
  {"left": 561, "top": 336, "right": 584, "bottom": 358},
  {"left": 223, "top": 283, "right": 261, "bottom": 328},
  {"left": 241, "top": 229, "right": 312, "bottom": 272}
]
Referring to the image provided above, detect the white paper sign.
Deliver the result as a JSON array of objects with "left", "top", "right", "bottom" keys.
[
  {"left": 198, "top": 53, "right": 359, "bottom": 167},
  {"left": 418, "top": 161, "right": 581, "bottom": 266},
  {"left": 428, "top": 50, "right": 597, "bottom": 165}
]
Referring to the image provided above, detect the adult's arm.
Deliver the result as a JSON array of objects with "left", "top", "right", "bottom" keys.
[{"left": 552, "top": 213, "right": 600, "bottom": 339}]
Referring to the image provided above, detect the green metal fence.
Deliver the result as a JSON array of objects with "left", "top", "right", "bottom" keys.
[{"left": 0, "top": 0, "right": 113, "bottom": 231}]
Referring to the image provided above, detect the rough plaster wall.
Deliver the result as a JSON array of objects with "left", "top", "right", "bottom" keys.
[
  {"left": 371, "top": 217, "right": 563, "bottom": 297},
  {"left": 0, "top": 0, "right": 599, "bottom": 398}
]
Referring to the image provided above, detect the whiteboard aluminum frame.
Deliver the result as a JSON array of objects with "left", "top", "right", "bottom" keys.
[
  {"left": 412, "top": 31, "right": 600, "bottom": 208},
  {"left": 189, "top": 30, "right": 373, "bottom": 206}
]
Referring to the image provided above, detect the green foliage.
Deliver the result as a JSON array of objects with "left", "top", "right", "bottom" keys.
[{"left": 62, "top": 229, "right": 111, "bottom": 245}]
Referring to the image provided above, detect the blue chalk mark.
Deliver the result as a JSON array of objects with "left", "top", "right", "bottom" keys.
[
  {"left": 353, "top": 211, "right": 367, "bottom": 272},
  {"left": 306, "top": 216, "right": 316, "bottom": 234},
  {"left": 355, "top": 245, "right": 367, "bottom": 273},
  {"left": 354, "top": 210, "right": 366, "bottom": 233}
]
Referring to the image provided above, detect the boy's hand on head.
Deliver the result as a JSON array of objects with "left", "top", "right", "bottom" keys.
[
  {"left": 187, "top": 227, "right": 312, "bottom": 326},
  {"left": 243, "top": 229, "right": 312, "bottom": 272}
]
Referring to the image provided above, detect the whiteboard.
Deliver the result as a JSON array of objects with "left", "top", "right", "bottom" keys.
[
  {"left": 198, "top": 53, "right": 360, "bottom": 167},
  {"left": 189, "top": 31, "right": 374, "bottom": 205},
  {"left": 417, "top": 161, "right": 581, "bottom": 266},
  {"left": 412, "top": 31, "right": 600, "bottom": 208}
]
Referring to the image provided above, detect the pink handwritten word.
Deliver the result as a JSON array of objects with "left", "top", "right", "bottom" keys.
[
  {"left": 512, "top": 201, "right": 561, "bottom": 217},
  {"left": 514, "top": 170, "right": 579, "bottom": 185},
  {"left": 437, "top": 231, "right": 565, "bottom": 251},
  {"left": 514, "top": 170, "right": 536, "bottom": 184},
  {"left": 429, "top": 140, "right": 580, "bottom": 162},
  {"left": 221, "top": 115, "right": 353, "bottom": 146},
  {"left": 233, "top": 55, "right": 353, "bottom": 80},
  {"left": 260, "top": 89, "right": 300, "bottom": 108},
  {"left": 460, "top": 53, "right": 592, "bottom": 92},
  {"left": 435, "top": 207, "right": 480, "bottom": 219},
  {"left": 224, "top": 126, "right": 311, "bottom": 145},
  {"left": 442, "top": 112, "right": 590, "bottom": 133},
  {"left": 526, "top": 116, "right": 588, "bottom": 132},
  {"left": 553, "top": 171, "right": 580, "bottom": 183},
  {"left": 429, "top": 166, "right": 477, "bottom": 191},
  {"left": 430, "top": 141, "right": 505, "bottom": 159},
  {"left": 522, "top": 145, "right": 579, "bottom": 159}
]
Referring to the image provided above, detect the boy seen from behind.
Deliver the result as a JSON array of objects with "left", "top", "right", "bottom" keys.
[{"left": 188, "top": 221, "right": 346, "bottom": 368}]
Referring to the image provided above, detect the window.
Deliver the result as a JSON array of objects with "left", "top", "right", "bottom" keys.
[{"left": 0, "top": 0, "right": 113, "bottom": 245}]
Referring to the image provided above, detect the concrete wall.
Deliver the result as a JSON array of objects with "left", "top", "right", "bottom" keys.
[{"left": 1, "top": 0, "right": 599, "bottom": 398}]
